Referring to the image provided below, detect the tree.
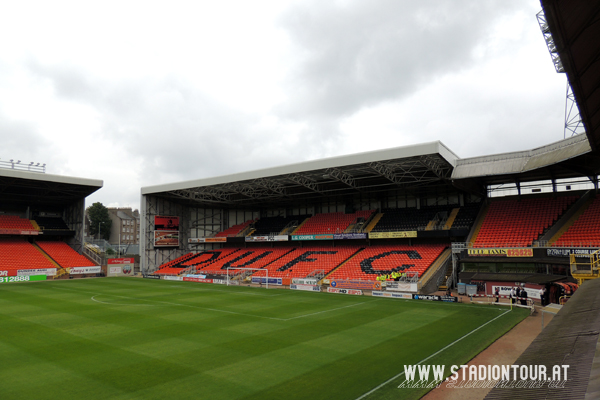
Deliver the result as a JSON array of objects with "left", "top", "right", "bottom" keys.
[{"left": 87, "top": 202, "right": 112, "bottom": 241}]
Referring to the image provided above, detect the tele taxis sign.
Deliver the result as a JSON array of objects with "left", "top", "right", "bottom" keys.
[{"left": 467, "top": 248, "right": 533, "bottom": 257}]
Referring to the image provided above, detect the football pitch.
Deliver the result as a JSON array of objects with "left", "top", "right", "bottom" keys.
[{"left": 0, "top": 278, "right": 528, "bottom": 400}]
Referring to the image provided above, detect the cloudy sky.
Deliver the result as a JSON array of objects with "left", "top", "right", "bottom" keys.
[{"left": 0, "top": 0, "right": 568, "bottom": 210}]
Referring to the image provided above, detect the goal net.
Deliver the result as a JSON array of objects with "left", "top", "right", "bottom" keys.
[{"left": 226, "top": 267, "right": 270, "bottom": 289}]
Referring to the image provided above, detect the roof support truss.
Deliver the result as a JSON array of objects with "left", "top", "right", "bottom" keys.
[
  {"left": 287, "top": 173, "right": 322, "bottom": 194},
  {"left": 325, "top": 168, "right": 360, "bottom": 190}
]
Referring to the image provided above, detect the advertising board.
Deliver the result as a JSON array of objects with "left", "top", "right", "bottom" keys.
[
  {"left": 0, "top": 275, "right": 47, "bottom": 283},
  {"left": 290, "top": 284, "right": 321, "bottom": 292},
  {"left": 69, "top": 266, "right": 102, "bottom": 275},
  {"left": 330, "top": 280, "right": 381, "bottom": 290},
  {"left": 251, "top": 277, "right": 283, "bottom": 285},
  {"left": 327, "top": 287, "right": 362, "bottom": 295}
]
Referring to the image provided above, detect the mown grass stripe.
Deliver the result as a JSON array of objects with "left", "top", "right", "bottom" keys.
[{"left": 0, "top": 277, "right": 528, "bottom": 400}]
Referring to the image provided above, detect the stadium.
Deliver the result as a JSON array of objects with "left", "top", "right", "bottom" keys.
[{"left": 1, "top": 1, "right": 600, "bottom": 399}]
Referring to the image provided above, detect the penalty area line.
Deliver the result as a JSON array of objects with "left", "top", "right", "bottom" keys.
[{"left": 354, "top": 308, "right": 512, "bottom": 400}]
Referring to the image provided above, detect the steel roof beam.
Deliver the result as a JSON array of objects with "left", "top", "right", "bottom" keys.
[
  {"left": 287, "top": 173, "right": 322, "bottom": 194},
  {"left": 369, "top": 162, "right": 402, "bottom": 184},
  {"left": 325, "top": 168, "right": 360, "bottom": 191}
]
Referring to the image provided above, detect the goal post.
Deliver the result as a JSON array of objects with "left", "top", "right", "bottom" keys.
[{"left": 226, "top": 267, "right": 270, "bottom": 289}]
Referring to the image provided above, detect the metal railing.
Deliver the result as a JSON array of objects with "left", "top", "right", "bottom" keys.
[
  {"left": 307, "top": 269, "right": 325, "bottom": 280},
  {"left": 83, "top": 247, "right": 103, "bottom": 265},
  {"left": 0, "top": 159, "right": 46, "bottom": 173},
  {"left": 570, "top": 249, "right": 600, "bottom": 276},
  {"left": 453, "top": 241, "right": 600, "bottom": 250}
]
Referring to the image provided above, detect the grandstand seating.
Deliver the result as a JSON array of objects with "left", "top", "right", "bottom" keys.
[
  {"left": 156, "top": 246, "right": 363, "bottom": 279},
  {"left": 181, "top": 250, "right": 238, "bottom": 268},
  {"left": 0, "top": 215, "right": 37, "bottom": 231},
  {"left": 198, "top": 247, "right": 293, "bottom": 275},
  {"left": 0, "top": 239, "right": 56, "bottom": 271},
  {"left": 251, "top": 215, "right": 311, "bottom": 236},
  {"left": 252, "top": 245, "right": 362, "bottom": 278},
  {"left": 451, "top": 203, "right": 481, "bottom": 230},
  {"left": 153, "top": 252, "right": 199, "bottom": 275},
  {"left": 215, "top": 220, "right": 254, "bottom": 237},
  {"left": 154, "top": 244, "right": 447, "bottom": 281},
  {"left": 36, "top": 241, "right": 95, "bottom": 268},
  {"left": 473, "top": 196, "right": 577, "bottom": 248},
  {"left": 372, "top": 206, "right": 452, "bottom": 232},
  {"left": 191, "top": 248, "right": 243, "bottom": 273},
  {"left": 327, "top": 244, "right": 448, "bottom": 281},
  {"left": 33, "top": 216, "right": 71, "bottom": 231},
  {"left": 293, "top": 211, "right": 374, "bottom": 235},
  {"left": 154, "top": 251, "right": 229, "bottom": 275},
  {"left": 553, "top": 196, "right": 600, "bottom": 247},
  {"left": 150, "top": 194, "right": 597, "bottom": 282},
  {"left": 154, "top": 248, "right": 248, "bottom": 275}
]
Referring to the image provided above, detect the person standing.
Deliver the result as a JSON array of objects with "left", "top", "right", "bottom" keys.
[
  {"left": 510, "top": 287, "right": 516, "bottom": 304},
  {"left": 494, "top": 287, "right": 500, "bottom": 303},
  {"left": 540, "top": 287, "right": 547, "bottom": 306},
  {"left": 520, "top": 287, "right": 528, "bottom": 306}
]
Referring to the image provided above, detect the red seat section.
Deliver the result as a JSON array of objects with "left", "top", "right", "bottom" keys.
[
  {"left": 327, "top": 244, "right": 447, "bottom": 281},
  {"left": 0, "top": 238, "right": 56, "bottom": 273},
  {"left": 154, "top": 248, "right": 243, "bottom": 275},
  {"left": 473, "top": 196, "right": 576, "bottom": 248},
  {"left": 155, "top": 252, "right": 211, "bottom": 275},
  {"left": 153, "top": 244, "right": 447, "bottom": 281},
  {"left": 36, "top": 241, "right": 96, "bottom": 268},
  {"left": 250, "top": 215, "right": 311, "bottom": 236},
  {"left": 154, "top": 252, "right": 199, "bottom": 275},
  {"left": 553, "top": 197, "right": 600, "bottom": 247},
  {"left": 198, "top": 247, "right": 293, "bottom": 276},
  {"left": 0, "top": 215, "right": 38, "bottom": 232},
  {"left": 215, "top": 220, "right": 254, "bottom": 237},
  {"left": 294, "top": 211, "right": 374, "bottom": 235},
  {"left": 253, "top": 245, "right": 362, "bottom": 279}
]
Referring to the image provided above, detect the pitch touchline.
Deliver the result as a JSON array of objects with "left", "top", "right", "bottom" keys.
[{"left": 354, "top": 308, "right": 512, "bottom": 400}]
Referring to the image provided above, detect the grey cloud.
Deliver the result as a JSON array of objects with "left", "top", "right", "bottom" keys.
[
  {"left": 26, "top": 63, "right": 301, "bottom": 186},
  {"left": 0, "top": 112, "right": 51, "bottom": 164},
  {"left": 19, "top": 1, "right": 554, "bottom": 209},
  {"left": 279, "top": 0, "right": 524, "bottom": 119}
]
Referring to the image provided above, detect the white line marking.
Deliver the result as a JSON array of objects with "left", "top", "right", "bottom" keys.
[
  {"left": 354, "top": 308, "right": 512, "bottom": 400},
  {"left": 51, "top": 286, "right": 370, "bottom": 321},
  {"left": 168, "top": 285, "right": 283, "bottom": 297},
  {"left": 375, "top": 297, "right": 497, "bottom": 310},
  {"left": 90, "top": 295, "right": 155, "bottom": 306},
  {"left": 285, "top": 302, "right": 367, "bottom": 320}
]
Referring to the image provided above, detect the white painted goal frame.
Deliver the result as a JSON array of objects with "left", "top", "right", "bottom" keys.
[{"left": 226, "top": 267, "right": 269, "bottom": 289}]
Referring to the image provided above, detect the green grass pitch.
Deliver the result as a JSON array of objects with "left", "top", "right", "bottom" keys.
[{"left": 0, "top": 277, "right": 528, "bottom": 400}]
